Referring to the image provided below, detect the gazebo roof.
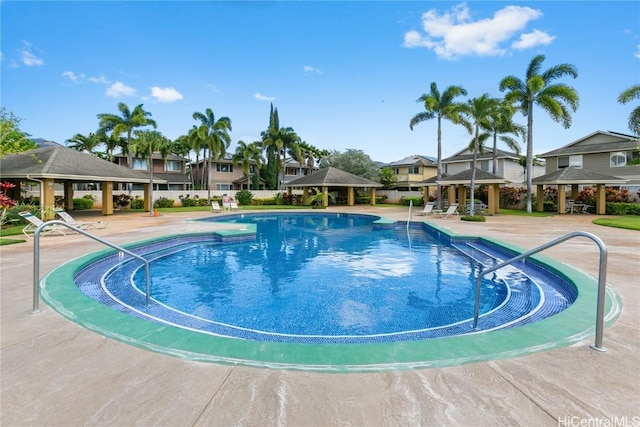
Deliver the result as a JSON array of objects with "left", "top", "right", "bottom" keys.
[
  {"left": 437, "top": 169, "right": 511, "bottom": 185},
  {"left": 286, "top": 167, "right": 382, "bottom": 188},
  {"left": 419, "top": 173, "right": 448, "bottom": 184},
  {"left": 531, "top": 167, "right": 628, "bottom": 185},
  {"left": 0, "top": 145, "right": 165, "bottom": 183}
]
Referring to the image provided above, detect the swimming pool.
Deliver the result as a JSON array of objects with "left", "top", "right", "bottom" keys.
[{"left": 42, "top": 212, "right": 620, "bottom": 371}]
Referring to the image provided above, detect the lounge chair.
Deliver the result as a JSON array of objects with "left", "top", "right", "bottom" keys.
[
  {"left": 19, "top": 211, "right": 70, "bottom": 237},
  {"left": 434, "top": 204, "right": 459, "bottom": 218},
  {"left": 222, "top": 202, "right": 232, "bottom": 211},
  {"left": 54, "top": 208, "right": 108, "bottom": 230},
  {"left": 415, "top": 203, "right": 434, "bottom": 216},
  {"left": 230, "top": 202, "right": 240, "bottom": 211},
  {"left": 211, "top": 201, "right": 222, "bottom": 213}
]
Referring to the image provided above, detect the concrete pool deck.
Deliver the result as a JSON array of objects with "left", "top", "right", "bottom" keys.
[{"left": 1, "top": 207, "right": 639, "bottom": 425}]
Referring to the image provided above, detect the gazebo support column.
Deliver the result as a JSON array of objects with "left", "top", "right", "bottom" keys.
[
  {"left": 348, "top": 187, "right": 355, "bottom": 206},
  {"left": 302, "top": 187, "right": 309, "bottom": 205},
  {"left": 423, "top": 185, "right": 431, "bottom": 204},
  {"left": 487, "top": 184, "right": 497, "bottom": 215},
  {"left": 369, "top": 188, "right": 376, "bottom": 205},
  {"left": 447, "top": 186, "right": 456, "bottom": 206},
  {"left": 322, "top": 186, "right": 329, "bottom": 207},
  {"left": 101, "top": 181, "right": 114, "bottom": 215},
  {"left": 536, "top": 185, "right": 544, "bottom": 212},
  {"left": 64, "top": 181, "right": 74, "bottom": 210},
  {"left": 457, "top": 185, "right": 467, "bottom": 209},
  {"left": 42, "top": 179, "right": 56, "bottom": 220},
  {"left": 596, "top": 184, "right": 606, "bottom": 215},
  {"left": 571, "top": 184, "right": 579, "bottom": 200},
  {"left": 143, "top": 183, "right": 151, "bottom": 212},
  {"left": 557, "top": 185, "right": 567, "bottom": 214}
]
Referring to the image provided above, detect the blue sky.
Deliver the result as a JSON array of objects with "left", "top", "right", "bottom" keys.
[{"left": 2, "top": 1, "right": 639, "bottom": 163}]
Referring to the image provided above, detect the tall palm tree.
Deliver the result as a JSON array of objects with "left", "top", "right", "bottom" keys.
[
  {"left": 479, "top": 101, "right": 524, "bottom": 175},
  {"left": 130, "top": 130, "right": 171, "bottom": 216},
  {"left": 232, "top": 141, "right": 263, "bottom": 190},
  {"left": 173, "top": 134, "right": 194, "bottom": 190},
  {"left": 459, "top": 94, "right": 500, "bottom": 216},
  {"left": 66, "top": 132, "right": 102, "bottom": 155},
  {"left": 500, "top": 54, "right": 579, "bottom": 213},
  {"left": 261, "top": 113, "right": 300, "bottom": 189},
  {"left": 96, "top": 103, "right": 157, "bottom": 169},
  {"left": 192, "top": 108, "right": 232, "bottom": 200},
  {"left": 410, "top": 82, "right": 467, "bottom": 208},
  {"left": 617, "top": 84, "right": 640, "bottom": 136}
]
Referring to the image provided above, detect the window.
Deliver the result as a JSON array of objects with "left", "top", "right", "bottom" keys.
[
  {"left": 558, "top": 155, "right": 582, "bottom": 169},
  {"left": 610, "top": 151, "right": 640, "bottom": 167},
  {"left": 165, "top": 160, "right": 181, "bottom": 172},
  {"left": 249, "top": 165, "right": 256, "bottom": 173},
  {"left": 479, "top": 160, "right": 491, "bottom": 172},
  {"left": 132, "top": 158, "right": 147, "bottom": 170},
  {"left": 393, "top": 168, "right": 400, "bottom": 175},
  {"left": 216, "top": 164, "right": 233, "bottom": 173},
  {"left": 408, "top": 166, "right": 420, "bottom": 174},
  {"left": 216, "top": 184, "right": 232, "bottom": 190}
]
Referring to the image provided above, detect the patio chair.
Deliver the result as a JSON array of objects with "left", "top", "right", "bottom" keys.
[
  {"left": 54, "top": 208, "right": 108, "bottom": 230},
  {"left": 19, "top": 211, "right": 70, "bottom": 237},
  {"left": 434, "top": 204, "right": 459, "bottom": 218},
  {"left": 211, "top": 201, "right": 222, "bottom": 213},
  {"left": 415, "top": 203, "right": 434, "bottom": 216},
  {"left": 222, "top": 202, "right": 232, "bottom": 211},
  {"left": 230, "top": 202, "right": 240, "bottom": 211}
]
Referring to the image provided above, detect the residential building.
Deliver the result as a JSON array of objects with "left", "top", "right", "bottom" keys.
[
  {"left": 385, "top": 155, "right": 437, "bottom": 190},
  {"left": 441, "top": 148, "right": 544, "bottom": 184},
  {"left": 112, "top": 152, "right": 190, "bottom": 191},
  {"left": 538, "top": 130, "right": 640, "bottom": 192}
]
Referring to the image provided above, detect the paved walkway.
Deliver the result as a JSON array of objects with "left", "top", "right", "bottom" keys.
[{"left": 1, "top": 207, "right": 639, "bottom": 426}]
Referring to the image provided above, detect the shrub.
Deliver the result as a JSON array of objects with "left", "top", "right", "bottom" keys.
[
  {"left": 198, "top": 198, "right": 210, "bottom": 207},
  {"left": 401, "top": 197, "right": 424, "bottom": 207},
  {"left": 73, "top": 197, "right": 94, "bottom": 210},
  {"left": 178, "top": 194, "right": 199, "bottom": 207},
  {"left": 461, "top": 215, "right": 486, "bottom": 222},
  {"left": 253, "top": 198, "right": 276, "bottom": 205},
  {"left": 154, "top": 197, "right": 175, "bottom": 208},
  {"left": 499, "top": 186, "right": 527, "bottom": 208},
  {"left": 235, "top": 190, "right": 254, "bottom": 206},
  {"left": 130, "top": 197, "right": 144, "bottom": 210},
  {"left": 606, "top": 202, "right": 640, "bottom": 215}
]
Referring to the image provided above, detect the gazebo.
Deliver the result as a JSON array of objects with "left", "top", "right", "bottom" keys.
[
  {"left": 532, "top": 167, "right": 628, "bottom": 215},
  {"left": 0, "top": 145, "right": 165, "bottom": 217},
  {"left": 436, "top": 169, "right": 511, "bottom": 215},
  {"left": 285, "top": 167, "right": 383, "bottom": 207}
]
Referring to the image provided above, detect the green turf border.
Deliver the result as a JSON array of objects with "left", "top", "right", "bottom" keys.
[{"left": 40, "top": 217, "right": 622, "bottom": 373}]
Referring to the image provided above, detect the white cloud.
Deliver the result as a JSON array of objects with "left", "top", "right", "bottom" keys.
[
  {"left": 88, "top": 75, "right": 110, "bottom": 84},
  {"left": 150, "top": 86, "right": 183, "bottom": 103},
  {"left": 62, "top": 71, "right": 86, "bottom": 82},
  {"left": 19, "top": 41, "right": 44, "bottom": 66},
  {"left": 511, "top": 29, "right": 555, "bottom": 50},
  {"left": 105, "top": 81, "right": 136, "bottom": 98},
  {"left": 403, "top": 3, "right": 552, "bottom": 59},
  {"left": 303, "top": 65, "right": 323, "bottom": 75},
  {"left": 204, "top": 83, "right": 220, "bottom": 92},
  {"left": 254, "top": 92, "right": 275, "bottom": 101},
  {"left": 635, "top": 44, "right": 640, "bottom": 59}
]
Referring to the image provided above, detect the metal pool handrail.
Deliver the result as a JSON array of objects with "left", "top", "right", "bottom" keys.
[
  {"left": 472, "top": 231, "right": 608, "bottom": 352},
  {"left": 31, "top": 220, "right": 151, "bottom": 314}
]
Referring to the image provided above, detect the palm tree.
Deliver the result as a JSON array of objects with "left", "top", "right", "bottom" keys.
[
  {"left": 500, "top": 55, "right": 579, "bottom": 213},
  {"left": 459, "top": 94, "right": 500, "bottom": 216},
  {"left": 173, "top": 134, "right": 194, "bottom": 190},
  {"left": 97, "top": 103, "right": 157, "bottom": 169},
  {"left": 129, "top": 130, "right": 171, "bottom": 216},
  {"left": 410, "top": 82, "right": 467, "bottom": 208},
  {"left": 617, "top": 84, "right": 640, "bottom": 136},
  {"left": 66, "top": 132, "right": 102, "bottom": 155},
  {"left": 192, "top": 108, "right": 232, "bottom": 200},
  {"left": 479, "top": 101, "right": 524, "bottom": 175},
  {"left": 261, "top": 116, "right": 301, "bottom": 189},
  {"left": 232, "top": 141, "right": 263, "bottom": 190}
]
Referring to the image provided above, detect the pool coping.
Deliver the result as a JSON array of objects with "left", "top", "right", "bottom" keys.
[{"left": 40, "top": 215, "right": 622, "bottom": 373}]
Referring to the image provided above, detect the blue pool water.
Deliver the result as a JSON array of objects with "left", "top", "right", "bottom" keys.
[{"left": 75, "top": 213, "right": 577, "bottom": 344}]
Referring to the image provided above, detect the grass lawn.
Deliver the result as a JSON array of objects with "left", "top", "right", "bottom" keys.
[
  {"left": 0, "top": 224, "right": 27, "bottom": 246},
  {"left": 592, "top": 216, "right": 640, "bottom": 231},
  {"left": 497, "top": 208, "right": 556, "bottom": 217}
]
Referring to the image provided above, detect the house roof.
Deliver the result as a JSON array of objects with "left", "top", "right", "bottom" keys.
[
  {"left": 386, "top": 155, "right": 436, "bottom": 167},
  {"left": 531, "top": 167, "right": 628, "bottom": 185},
  {"left": 285, "top": 167, "right": 382, "bottom": 188},
  {"left": 419, "top": 173, "right": 449, "bottom": 184},
  {"left": 437, "top": 168, "right": 511, "bottom": 185},
  {"left": 539, "top": 130, "right": 639, "bottom": 157},
  {"left": 442, "top": 148, "right": 520, "bottom": 163},
  {"left": 0, "top": 145, "right": 165, "bottom": 183}
]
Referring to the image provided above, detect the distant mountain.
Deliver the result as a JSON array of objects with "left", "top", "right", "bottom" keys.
[{"left": 31, "top": 138, "right": 64, "bottom": 148}]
